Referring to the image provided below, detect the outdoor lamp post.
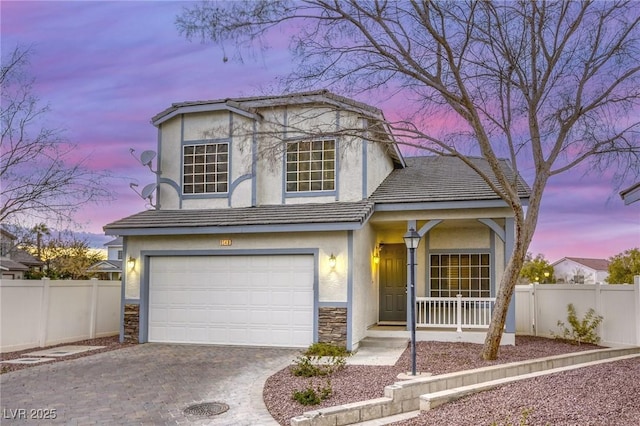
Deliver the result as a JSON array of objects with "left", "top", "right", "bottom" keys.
[{"left": 403, "top": 227, "right": 421, "bottom": 376}]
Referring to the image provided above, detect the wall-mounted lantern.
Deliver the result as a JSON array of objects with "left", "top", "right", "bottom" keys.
[
  {"left": 127, "top": 256, "right": 136, "bottom": 271},
  {"left": 328, "top": 253, "right": 337, "bottom": 269}
]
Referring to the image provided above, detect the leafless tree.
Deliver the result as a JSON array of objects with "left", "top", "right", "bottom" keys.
[
  {"left": 176, "top": 1, "right": 640, "bottom": 359},
  {"left": 0, "top": 46, "right": 112, "bottom": 228}
]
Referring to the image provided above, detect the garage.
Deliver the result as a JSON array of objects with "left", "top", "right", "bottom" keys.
[{"left": 148, "top": 254, "right": 314, "bottom": 347}]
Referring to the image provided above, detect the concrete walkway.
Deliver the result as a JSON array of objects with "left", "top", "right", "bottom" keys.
[{"left": 1, "top": 344, "right": 298, "bottom": 425}]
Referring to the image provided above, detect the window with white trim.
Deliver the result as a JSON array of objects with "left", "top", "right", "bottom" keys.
[
  {"left": 183, "top": 143, "right": 229, "bottom": 194},
  {"left": 286, "top": 140, "right": 335, "bottom": 192},
  {"left": 430, "top": 253, "right": 491, "bottom": 297}
]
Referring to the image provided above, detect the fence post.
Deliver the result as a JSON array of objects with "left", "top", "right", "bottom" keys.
[
  {"left": 635, "top": 279, "right": 640, "bottom": 346},
  {"left": 89, "top": 278, "right": 99, "bottom": 339},
  {"left": 532, "top": 283, "right": 538, "bottom": 336},
  {"left": 456, "top": 294, "right": 462, "bottom": 332},
  {"left": 594, "top": 282, "right": 604, "bottom": 343},
  {"left": 38, "top": 278, "right": 51, "bottom": 348}
]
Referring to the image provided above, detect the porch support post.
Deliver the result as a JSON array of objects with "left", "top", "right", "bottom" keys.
[{"left": 504, "top": 217, "right": 516, "bottom": 333}]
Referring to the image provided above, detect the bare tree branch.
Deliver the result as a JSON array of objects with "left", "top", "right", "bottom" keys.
[{"left": 1, "top": 45, "right": 113, "bottom": 227}]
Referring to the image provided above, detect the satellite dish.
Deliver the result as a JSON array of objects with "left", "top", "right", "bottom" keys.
[
  {"left": 140, "top": 150, "right": 157, "bottom": 167},
  {"left": 141, "top": 183, "right": 157, "bottom": 199}
]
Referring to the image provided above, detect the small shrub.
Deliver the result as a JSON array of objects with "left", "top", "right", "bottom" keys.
[
  {"left": 291, "top": 355, "right": 327, "bottom": 377},
  {"left": 291, "top": 354, "right": 346, "bottom": 377},
  {"left": 292, "top": 380, "right": 332, "bottom": 406},
  {"left": 304, "top": 342, "right": 348, "bottom": 357},
  {"left": 291, "top": 343, "right": 347, "bottom": 377},
  {"left": 554, "top": 303, "right": 603, "bottom": 345}
]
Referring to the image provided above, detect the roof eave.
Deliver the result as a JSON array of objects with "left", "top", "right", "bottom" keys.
[
  {"left": 105, "top": 220, "right": 368, "bottom": 236},
  {"left": 152, "top": 102, "right": 259, "bottom": 127},
  {"left": 373, "top": 198, "right": 527, "bottom": 212}
]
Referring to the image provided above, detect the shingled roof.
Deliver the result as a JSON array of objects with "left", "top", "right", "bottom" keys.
[
  {"left": 370, "top": 156, "right": 530, "bottom": 204},
  {"left": 151, "top": 90, "right": 382, "bottom": 125},
  {"left": 553, "top": 257, "right": 610, "bottom": 271},
  {"left": 105, "top": 201, "right": 375, "bottom": 234},
  {"left": 105, "top": 156, "right": 530, "bottom": 235}
]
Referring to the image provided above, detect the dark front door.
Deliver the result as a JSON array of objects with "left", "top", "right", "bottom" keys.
[{"left": 379, "top": 244, "right": 407, "bottom": 322}]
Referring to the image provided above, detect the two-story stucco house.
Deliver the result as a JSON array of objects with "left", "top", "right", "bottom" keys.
[{"left": 105, "top": 91, "right": 530, "bottom": 351}]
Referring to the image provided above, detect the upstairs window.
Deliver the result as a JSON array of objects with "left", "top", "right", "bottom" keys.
[
  {"left": 286, "top": 140, "right": 335, "bottom": 192},
  {"left": 183, "top": 143, "right": 229, "bottom": 194},
  {"left": 430, "top": 253, "right": 491, "bottom": 298},
  {"left": 117, "top": 250, "right": 123, "bottom": 260}
]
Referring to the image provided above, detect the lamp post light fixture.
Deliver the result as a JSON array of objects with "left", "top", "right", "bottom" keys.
[
  {"left": 403, "top": 227, "right": 421, "bottom": 376},
  {"left": 544, "top": 271, "right": 550, "bottom": 284}
]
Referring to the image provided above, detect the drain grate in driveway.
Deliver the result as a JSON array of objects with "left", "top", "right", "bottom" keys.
[{"left": 183, "top": 402, "right": 229, "bottom": 417}]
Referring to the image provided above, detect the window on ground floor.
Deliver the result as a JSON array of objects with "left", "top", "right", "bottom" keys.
[{"left": 430, "top": 253, "right": 491, "bottom": 297}]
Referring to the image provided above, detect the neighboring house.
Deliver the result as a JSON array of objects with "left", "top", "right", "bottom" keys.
[
  {"left": 0, "top": 228, "right": 44, "bottom": 279},
  {"left": 105, "top": 90, "right": 531, "bottom": 350},
  {"left": 620, "top": 182, "right": 640, "bottom": 205},
  {"left": 552, "top": 257, "right": 610, "bottom": 284},
  {"left": 87, "top": 237, "right": 123, "bottom": 280}
]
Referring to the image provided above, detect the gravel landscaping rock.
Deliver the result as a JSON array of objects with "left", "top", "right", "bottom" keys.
[
  {"left": 393, "top": 356, "right": 640, "bottom": 426},
  {"left": 262, "top": 336, "right": 613, "bottom": 425}
]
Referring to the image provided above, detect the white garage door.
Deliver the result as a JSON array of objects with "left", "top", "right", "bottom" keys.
[{"left": 148, "top": 255, "right": 314, "bottom": 347}]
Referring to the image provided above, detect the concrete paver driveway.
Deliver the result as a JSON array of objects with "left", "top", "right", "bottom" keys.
[{"left": 1, "top": 344, "right": 298, "bottom": 425}]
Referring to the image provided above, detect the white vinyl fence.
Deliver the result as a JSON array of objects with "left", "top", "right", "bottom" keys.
[
  {"left": 515, "top": 279, "right": 640, "bottom": 347},
  {"left": 0, "top": 278, "right": 120, "bottom": 353}
]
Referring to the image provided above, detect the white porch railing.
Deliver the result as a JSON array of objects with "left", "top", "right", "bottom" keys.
[{"left": 416, "top": 295, "right": 496, "bottom": 332}]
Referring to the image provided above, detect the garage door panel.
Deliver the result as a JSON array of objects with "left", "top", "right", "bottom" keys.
[
  {"left": 250, "top": 291, "right": 269, "bottom": 305},
  {"left": 270, "top": 311, "right": 292, "bottom": 325},
  {"left": 293, "top": 291, "right": 314, "bottom": 306},
  {"left": 149, "top": 255, "right": 314, "bottom": 347}
]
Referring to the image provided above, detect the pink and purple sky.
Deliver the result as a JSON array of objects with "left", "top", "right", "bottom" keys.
[{"left": 2, "top": 1, "right": 638, "bottom": 262}]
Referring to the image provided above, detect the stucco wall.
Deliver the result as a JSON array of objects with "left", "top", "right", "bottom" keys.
[
  {"left": 352, "top": 224, "right": 378, "bottom": 347},
  {"left": 157, "top": 117, "right": 182, "bottom": 209},
  {"left": 366, "top": 135, "right": 395, "bottom": 197},
  {"left": 124, "top": 232, "right": 349, "bottom": 302},
  {"left": 156, "top": 104, "right": 390, "bottom": 210}
]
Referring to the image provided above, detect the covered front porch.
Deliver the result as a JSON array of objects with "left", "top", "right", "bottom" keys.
[{"left": 364, "top": 214, "right": 515, "bottom": 346}]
